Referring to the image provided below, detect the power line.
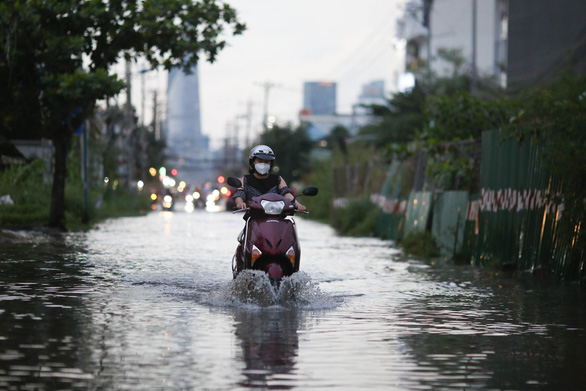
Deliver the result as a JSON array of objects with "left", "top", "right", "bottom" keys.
[{"left": 326, "top": 8, "right": 398, "bottom": 80}]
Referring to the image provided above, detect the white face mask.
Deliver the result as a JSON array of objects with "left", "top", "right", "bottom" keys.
[{"left": 255, "top": 163, "right": 271, "bottom": 175}]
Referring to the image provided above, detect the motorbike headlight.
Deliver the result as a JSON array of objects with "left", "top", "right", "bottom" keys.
[{"left": 261, "top": 200, "right": 285, "bottom": 215}]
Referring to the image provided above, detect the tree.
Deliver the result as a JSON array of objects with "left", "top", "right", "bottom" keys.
[
  {"left": 0, "top": 0, "right": 244, "bottom": 229},
  {"left": 422, "top": 91, "right": 513, "bottom": 142},
  {"left": 358, "top": 84, "right": 426, "bottom": 148},
  {"left": 327, "top": 125, "right": 350, "bottom": 157}
]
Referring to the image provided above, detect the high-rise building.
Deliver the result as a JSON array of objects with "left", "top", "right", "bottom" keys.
[
  {"left": 165, "top": 65, "right": 212, "bottom": 184},
  {"left": 303, "top": 81, "right": 337, "bottom": 115},
  {"left": 358, "top": 80, "right": 386, "bottom": 106}
]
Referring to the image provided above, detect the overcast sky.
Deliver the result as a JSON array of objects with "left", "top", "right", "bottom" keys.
[{"left": 137, "top": 0, "right": 407, "bottom": 150}]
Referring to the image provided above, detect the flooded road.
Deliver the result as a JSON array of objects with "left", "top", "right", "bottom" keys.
[{"left": 1, "top": 207, "right": 585, "bottom": 390}]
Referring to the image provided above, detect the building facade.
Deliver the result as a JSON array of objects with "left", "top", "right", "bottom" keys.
[
  {"left": 395, "top": 0, "right": 507, "bottom": 88},
  {"left": 303, "top": 82, "right": 337, "bottom": 115},
  {"left": 165, "top": 66, "right": 212, "bottom": 184},
  {"left": 396, "top": 0, "right": 585, "bottom": 91}
]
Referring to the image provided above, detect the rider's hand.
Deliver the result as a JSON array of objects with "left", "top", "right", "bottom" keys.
[
  {"left": 295, "top": 202, "right": 306, "bottom": 212},
  {"left": 236, "top": 199, "right": 247, "bottom": 210}
]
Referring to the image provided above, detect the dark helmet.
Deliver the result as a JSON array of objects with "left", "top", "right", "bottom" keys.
[{"left": 248, "top": 145, "right": 275, "bottom": 170}]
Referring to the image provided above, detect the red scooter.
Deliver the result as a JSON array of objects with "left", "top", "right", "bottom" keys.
[{"left": 227, "top": 177, "right": 318, "bottom": 289}]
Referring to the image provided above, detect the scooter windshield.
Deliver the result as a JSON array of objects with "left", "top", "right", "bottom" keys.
[{"left": 261, "top": 200, "right": 285, "bottom": 215}]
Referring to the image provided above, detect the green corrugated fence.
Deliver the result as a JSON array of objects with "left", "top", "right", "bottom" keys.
[
  {"left": 432, "top": 191, "right": 469, "bottom": 258},
  {"left": 465, "top": 129, "right": 583, "bottom": 280},
  {"left": 372, "top": 159, "right": 413, "bottom": 240},
  {"left": 370, "top": 129, "right": 582, "bottom": 280}
]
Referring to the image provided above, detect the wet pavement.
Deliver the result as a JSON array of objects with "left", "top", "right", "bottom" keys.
[{"left": 1, "top": 208, "right": 585, "bottom": 390}]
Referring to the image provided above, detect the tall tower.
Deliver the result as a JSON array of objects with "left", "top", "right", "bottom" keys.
[
  {"left": 165, "top": 65, "right": 212, "bottom": 184},
  {"left": 303, "top": 81, "right": 337, "bottom": 115}
]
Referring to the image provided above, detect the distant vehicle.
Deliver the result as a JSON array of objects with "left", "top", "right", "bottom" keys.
[{"left": 162, "top": 193, "right": 174, "bottom": 211}]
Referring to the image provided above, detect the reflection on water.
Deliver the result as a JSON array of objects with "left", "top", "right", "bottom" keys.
[
  {"left": 233, "top": 308, "right": 301, "bottom": 389},
  {"left": 1, "top": 212, "right": 585, "bottom": 390}
]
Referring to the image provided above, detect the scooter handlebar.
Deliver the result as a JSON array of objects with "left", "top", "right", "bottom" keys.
[{"left": 232, "top": 207, "right": 307, "bottom": 215}]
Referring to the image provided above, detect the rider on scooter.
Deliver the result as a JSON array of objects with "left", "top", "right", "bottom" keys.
[
  {"left": 233, "top": 145, "right": 306, "bottom": 212},
  {"left": 232, "top": 145, "right": 307, "bottom": 275}
]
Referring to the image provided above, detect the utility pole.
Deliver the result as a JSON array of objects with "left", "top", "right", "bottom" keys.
[
  {"left": 140, "top": 69, "right": 148, "bottom": 126},
  {"left": 245, "top": 99, "right": 253, "bottom": 147},
  {"left": 152, "top": 91, "right": 158, "bottom": 139},
  {"left": 423, "top": 0, "right": 433, "bottom": 73},
  {"left": 232, "top": 118, "right": 240, "bottom": 170},
  {"left": 125, "top": 60, "right": 133, "bottom": 115},
  {"left": 256, "top": 81, "right": 277, "bottom": 128},
  {"left": 471, "top": 0, "right": 478, "bottom": 95}
]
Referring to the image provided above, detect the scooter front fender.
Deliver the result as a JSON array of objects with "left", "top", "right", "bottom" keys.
[
  {"left": 248, "top": 217, "right": 298, "bottom": 255},
  {"left": 244, "top": 217, "right": 300, "bottom": 273}
]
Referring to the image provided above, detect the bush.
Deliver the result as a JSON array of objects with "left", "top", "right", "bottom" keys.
[
  {"left": 399, "top": 231, "right": 440, "bottom": 258},
  {"left": 331, "top": 198, "right": 380, "bottom": 237},
  {"left": 0, "top": 160, "right": 51, "bottom": 227},
  {"left": 95, "top": 187, "right": 152, "bottom": 219}
]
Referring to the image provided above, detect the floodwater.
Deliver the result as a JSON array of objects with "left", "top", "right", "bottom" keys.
[{"left": 1, "top": 207, "right": 585, "bottom": 390}]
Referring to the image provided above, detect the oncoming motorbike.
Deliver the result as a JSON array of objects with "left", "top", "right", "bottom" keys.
[{"left": 227, "top": 177, "right": 318, "bottom": 289}]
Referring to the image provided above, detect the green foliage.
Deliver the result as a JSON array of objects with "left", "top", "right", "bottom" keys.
[
  {"left": 419, "top": 90, "right": 513, "bottom": 191},
  {"left": 0, "top": 0, "right": 245, "bottom": 227},
  {"left": 359, "top": 84, "right": 426, "bottom": 148},
  {"left": 325, "top": 125, "right": 350, "bottom": 156},
  {"left": 0, "top": 159, "right": 150, "bottom": 230},
  {"left": 257, "top": 124, "right": 313, "bottom": 183},
  {"left": 0, "top": 0, "right": 245, "bottom": 133},
  {"left": 422, "top": 92, "right": 513, "bottom": 142},
  {"left": 331, "top": 198, "right": 380, "bottom": 237},
  {"left": 94, "top": 187, "right": 151, "bottom": 219},
  {"left": 426, "top": 154, "right": 475, "bottom": 191},
  {"left": 301, "top": 158, "right": 334, "bottom": 223},
  {"left": 0, "top": 160, "right": 51, "bottom": 226},
  {"left": 399, "top": 231, "right": 440, "bottom": 258}
]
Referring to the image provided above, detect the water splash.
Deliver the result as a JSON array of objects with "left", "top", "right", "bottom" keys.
[
  {"left": 277, "top": 271, "right": 330, "bottom": 307},
  {"left": 206, "top": 270, "right": 337, "bottom": 309},
  {"left": 229, "top": 270, "right": 276, "bottom": 307}
]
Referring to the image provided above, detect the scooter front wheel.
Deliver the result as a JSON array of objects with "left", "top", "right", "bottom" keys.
[{"left": 266, "top": 263, "right": 283, "bottom": 290}]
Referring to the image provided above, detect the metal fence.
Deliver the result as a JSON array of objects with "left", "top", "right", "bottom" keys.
[
  {"left": 467, "top": 129, "right": 584, "bottom": 279},
  {"left": 363, "top": 129, "right": 583, "bottom": 280}
]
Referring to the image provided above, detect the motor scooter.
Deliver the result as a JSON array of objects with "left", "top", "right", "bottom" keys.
[{"left": 227, "top": 177, "right": 318, "bottom": 289}]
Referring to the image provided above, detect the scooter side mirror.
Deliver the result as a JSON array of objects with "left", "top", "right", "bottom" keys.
[
  {"left": 227, "top": 177, "right": 242, "bottom": 188},
  {"left": 302, "top": 186, "right": 318, "bottom": 196}
]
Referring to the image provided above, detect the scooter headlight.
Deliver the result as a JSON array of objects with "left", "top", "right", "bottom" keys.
[{"left": 261, "top": 200, "right": 285, "bottom": 215}]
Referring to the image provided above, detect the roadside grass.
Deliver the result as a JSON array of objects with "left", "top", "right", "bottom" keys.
[
  {"left": 0, "top": 159, "right": 151, "bottom": 231},
  {"left": 331, "top": 198, "right": 380, "bottom": 237}
]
